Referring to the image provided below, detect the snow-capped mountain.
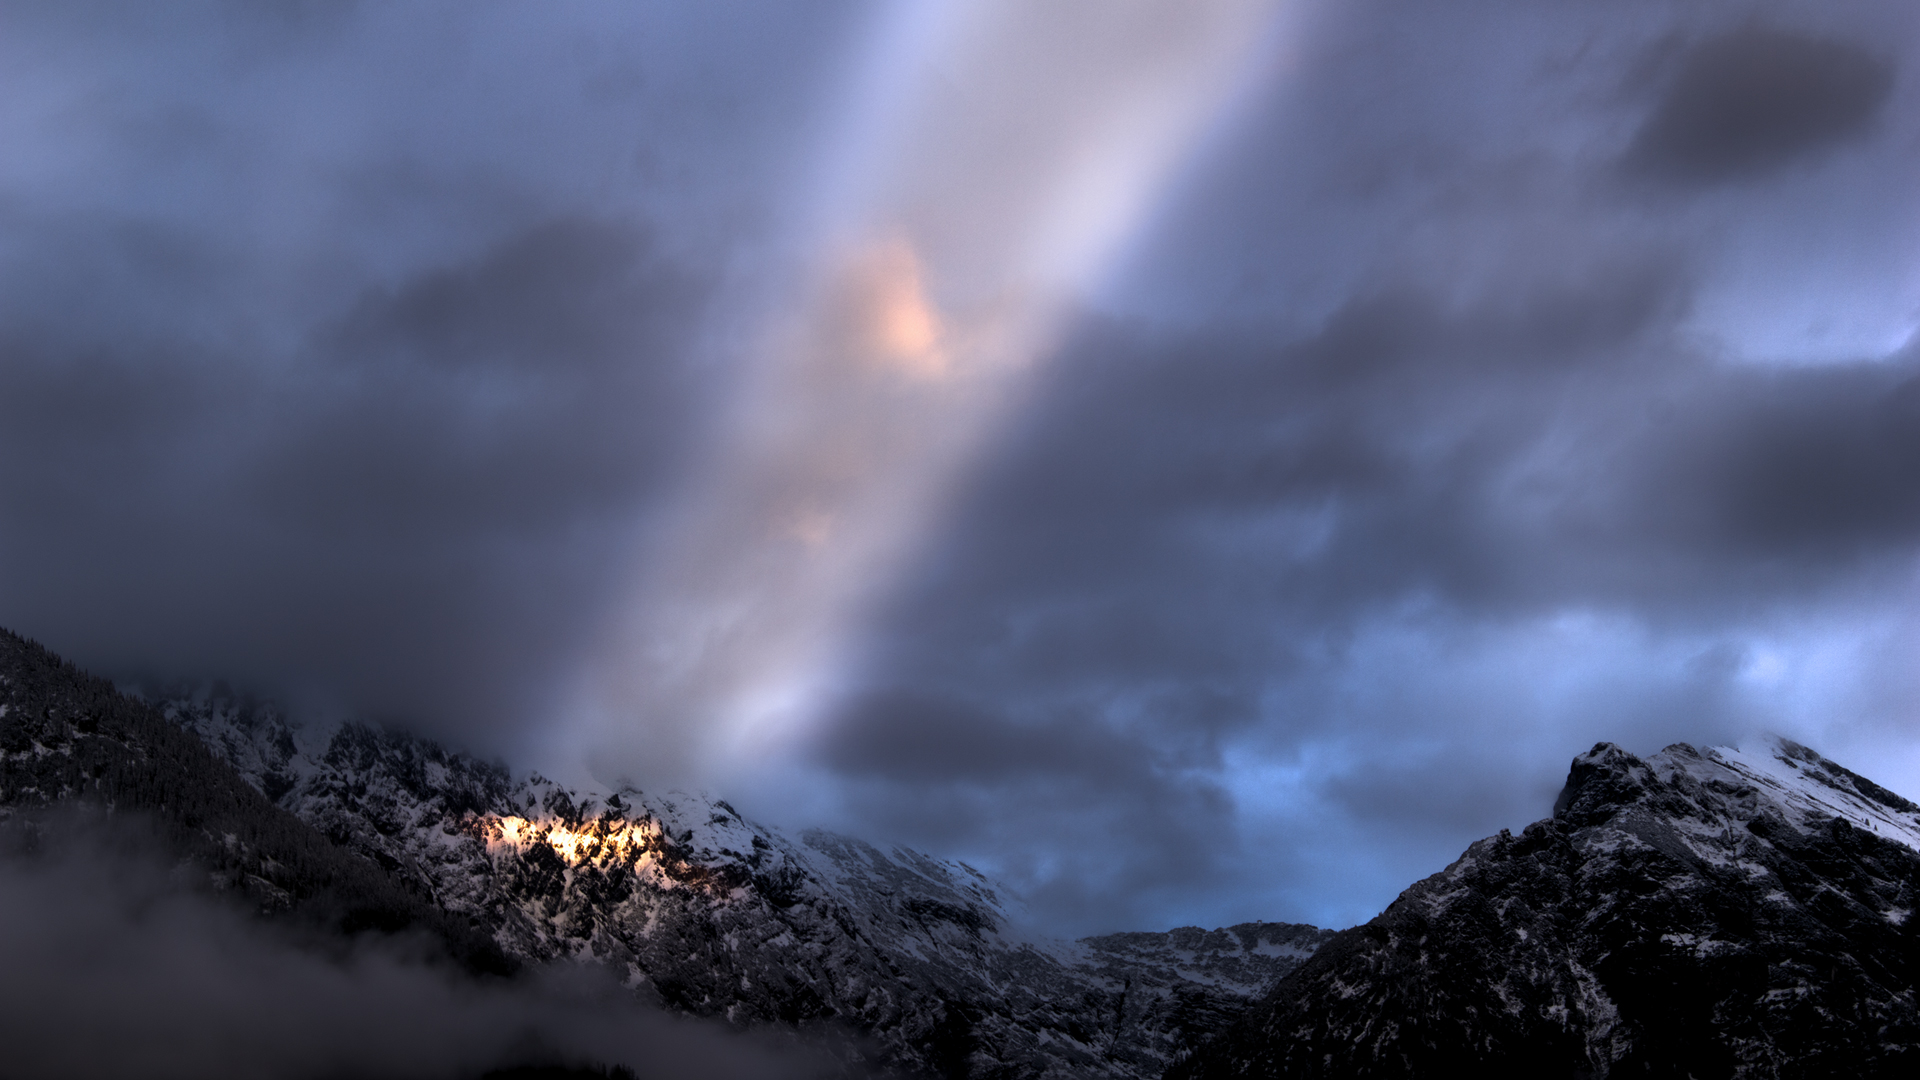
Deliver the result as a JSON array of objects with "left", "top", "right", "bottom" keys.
[
  {"left": 1175, "top": 737, "right": 1920, "bottom": 1078},
  {"left": 160, "top": 686, "right": 1331, "bottom": 1078},
  {"left": 45, "top": 613, "right": 1920, "bottom": 1078}
]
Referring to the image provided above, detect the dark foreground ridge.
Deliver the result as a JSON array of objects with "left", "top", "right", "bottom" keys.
[{"left": 1174, "top": 739, "right": 1920, "bottom": 1078}]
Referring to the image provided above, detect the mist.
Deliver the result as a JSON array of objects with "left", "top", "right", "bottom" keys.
[{"left": 0, "top": 813, "right": 842, "bottom": 1080}]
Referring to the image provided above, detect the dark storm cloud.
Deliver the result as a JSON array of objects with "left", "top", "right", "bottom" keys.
[
  {"left": 815, "top": 242, "right": 1920, "bottom": 931},
  {"left": 818, "top": 686, "right": 1237, "bottom": 931},
  {"left": 263, "top": 219, "right": 704, "bottom": 535},
  {"left": 1626, "top": 27, "right": 1895, "bottom": 185},
  {"left": 770, "top": 1, "right": 1920, "bottom": 933},
  {"left": 0, "top": 814, "right": 834, "bottom": 1080},
  {"left": 1659, "top": 358, "right": 1920, "bottom": 557},
  {"left": 7, "top": 0, "right": 1920, "bottom": 942},
  {"left": 894, "top": 258, "right": 1700, "bottom": 649},
  {"left": 0, "top": 1, "right": 874, "bottom": 754},
  {"left": 0, "top": 217, "right": 708, "bottom": 746},
  {"left": 823, "top": 689, "right": 1154, "bottom": 783}
]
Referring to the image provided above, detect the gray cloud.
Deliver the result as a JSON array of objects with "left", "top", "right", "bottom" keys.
[
  {"left": 804, "top": 269, "right": 1920, "bottom": 928},
  {"left": 810, "top": 253, "right": 1920, "bottom": 914},
  {"left": 785, "top": 3, "right": 1920, "bottom": 933},
  {"left": 1652, "top": 358, "right": 1920, "bottom": 559},
  {"left": 0, "top": 0, "right": 876, "bottom": 755},
  {"left": 1626, "top": 27, "right": 1895, "bottom": 185},
  {"left": 0, "top": 217, "right": 708, "bottom": 749},
  {"left": 817, "top": 686, "right": 1238, "bottom": 935}
]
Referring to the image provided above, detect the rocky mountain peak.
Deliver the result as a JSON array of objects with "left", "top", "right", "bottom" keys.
[{"left": 1177, "top": 736, "right": 1920, "bottom": 1078}]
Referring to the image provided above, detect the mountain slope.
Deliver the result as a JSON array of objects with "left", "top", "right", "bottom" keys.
[
  {"left": 161, "top": 685, "right": 1333, "bottom": 1078},
  {"left": 0, "top": 628, "right": 512, "bottom": 973},
  {"left": 1174, "top": 738, "right": 1920, "bottom": 1078}
]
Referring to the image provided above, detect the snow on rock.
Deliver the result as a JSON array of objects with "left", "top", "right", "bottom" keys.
[
  {"left": 1683, "top": 736, "right": 1920, "bottom": 854},
  {"left": 1176, "top": 737, "right": 1920, "bottom": 1079},
  {"left": 158, "top": 686, "right": 1330, "bottom": 1078}
]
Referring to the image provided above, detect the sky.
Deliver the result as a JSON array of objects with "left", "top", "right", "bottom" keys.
[{"left": 2, "top": 0, "right": 1919, "bottom": 936}]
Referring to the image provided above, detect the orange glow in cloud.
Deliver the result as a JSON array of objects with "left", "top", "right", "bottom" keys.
[
  {"left": 782, "top": 504, "right": 836, "bottom": 548},
  {"left": 857, "top": 238, "right": 947, "bottom": 378}
]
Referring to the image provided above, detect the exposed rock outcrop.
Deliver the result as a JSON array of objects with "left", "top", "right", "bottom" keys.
[{"left": 1175, "top": 738, "right": 1920, "bottom": 1078}]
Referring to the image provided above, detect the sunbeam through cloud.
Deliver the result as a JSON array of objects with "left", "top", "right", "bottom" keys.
[{"left": 578, "top": 0, "right": 1284, "bottom": 787}]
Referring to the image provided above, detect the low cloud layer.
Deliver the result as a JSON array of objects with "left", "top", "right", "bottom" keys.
[
  {"left": 0, "top": 218, "right": 708, "bottom": 743},
  {"left": 0, "top": 816, "right": 835, "bottom": 1080}
]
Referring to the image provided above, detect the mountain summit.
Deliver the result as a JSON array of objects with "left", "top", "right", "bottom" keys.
[{"left": 1175, "top": 737, "right": 1920, "bottom": 1078}]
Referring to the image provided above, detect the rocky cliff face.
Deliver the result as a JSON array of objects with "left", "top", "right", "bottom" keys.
[
  {"left": 161, "top": 686, "right": 1331, "bottom": 1078},
  {"left": 1175, "top": 738, "right": 1920, "bottom": 1079}
]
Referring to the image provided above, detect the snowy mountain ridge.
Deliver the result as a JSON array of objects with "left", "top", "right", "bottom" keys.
[
  {"left": 156, "top": 685, "right": 1332, "bottom": 1078},
  {"left": 1664, "top": 736, "right": 1920, "bottom": 856},
  {"left": 1176, "top": 736, "right": 1920, "bottom": 1078},
  {"left": 16, "top": 621, "right": 1920, "bottom": 1077}
]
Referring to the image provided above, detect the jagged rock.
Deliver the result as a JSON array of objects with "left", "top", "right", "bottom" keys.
[
  {"left": 159, "top": 686, "right": 1333, "bottom": 1078},
  {"left": 1175, "top": 738, "right": 1920, "bottom": 1078}
]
